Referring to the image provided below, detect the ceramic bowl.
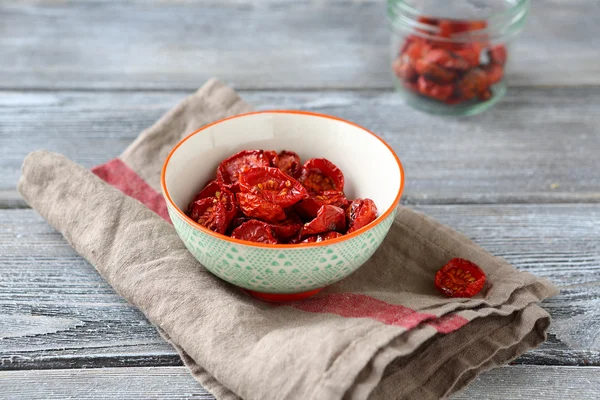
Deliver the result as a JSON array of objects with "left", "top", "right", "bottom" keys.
[{"left": 161, "top": 111, "right": 404, "bottom": 301}]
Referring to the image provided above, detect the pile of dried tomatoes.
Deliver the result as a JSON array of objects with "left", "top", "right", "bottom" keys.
[
  {"left": 392, "top": 17, "right": 507, "bottom": 104},
  {"left": 185, "top": 149, "right": 378, "bottom": 244}
]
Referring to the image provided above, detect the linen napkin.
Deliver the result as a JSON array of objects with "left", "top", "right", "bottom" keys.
[{"left": 18, "top": 79, "right": 558, "bottom": 400}]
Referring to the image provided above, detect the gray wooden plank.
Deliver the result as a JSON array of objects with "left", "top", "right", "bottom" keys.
[
  {"left": 1, "top": 0, "right": 599, "bottom": 90},
  {"left": 1, "top": 365, "right": 599, "bottom": 400},
  {"left": 1, "top": 205, "right": 599, "bottom": 369},
  {"left": 2, "top": 88, "right": 599, "bottom": 206}
]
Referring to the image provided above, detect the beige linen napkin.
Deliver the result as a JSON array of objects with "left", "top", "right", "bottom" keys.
[{"left": 18, "top": 79, "right": 558, "bottom": 400}]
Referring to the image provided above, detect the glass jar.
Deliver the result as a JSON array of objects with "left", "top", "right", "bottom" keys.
[{"left": 387, "top": 0, "right": 530, "bottom": 116}]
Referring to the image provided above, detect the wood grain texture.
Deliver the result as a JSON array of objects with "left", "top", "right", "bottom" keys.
[
  {"left": 1, "top": 365, "right": 599, "bottom": 400},
  {"left": 1, "top": 0, "right": 599, "bottom": 90},
  {"left": 2, "top": 87, "right": 599, "bottom": 206},
  {"left": 1, "top": 205, "right": 598, "bottom": 370}
]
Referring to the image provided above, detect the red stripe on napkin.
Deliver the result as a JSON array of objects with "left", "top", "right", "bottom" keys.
[
  {"left": 92, "top": 159, "right": 468, "bottom": 334},
  {"left": 92, "top": 158, "right": 170, "bottom": 222},
  {"left": 291, "top": 293, "right": 468, "bottom": 333}
]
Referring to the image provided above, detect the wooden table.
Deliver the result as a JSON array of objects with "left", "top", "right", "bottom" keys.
[{"left": 1, "top": 1, "right": 599, "bottom": 398}]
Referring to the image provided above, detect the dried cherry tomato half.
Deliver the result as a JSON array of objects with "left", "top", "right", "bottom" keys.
[
  {"left": 216, "top": 150, "right": 269, "bottom": 191},
  {"left": 393, "top": 56, "right": 418, "bottom": 83},
  {"left": 231, "top": 216, "right": 251, "bottom": 230},
  {"left": 415, "top": 58, "right": 457, "bottom": 84},
  {"left": 189, "top": 180, "right": 238, "bottom": 222},
  {"left": 453, "top": 43, "right": 483, "bottom": 67},
  {"left": 299, "top": 158, "right": 344, "bottom": 194},
  {"left": 238, "top": 167, "right": 308, "bottom": 208},
  {"left": 457, "top": 68, "right": 488, "bottom": 101},
  {"left": 295, "top": 190, "right": 349, "bottom": 220},
  {"left": 236, "top": 192, "right": 286, "bottom": 223},
  {"left": 417, "top": 76, "right": 454, "bottom": 102},
  {"left": 231, "top": 220, "right": 278, "bottom": 244},
  {"left": 346, "top": 199, "right": 378, "bottom": 233},
  {"left": 188, "top": 198, "right": 230, "bottom": 234},
  {"left": 301, "top": 205, "right": 346, "bottom": 236},
  {"left": 271, "top": 212, "right": 303, "bottom": 240},
  {"left": 483, "top": 63, "right": 504, "bottom": 85},
  {"left": 424, "top": 49, "right": 471, "bottom": 72},
  {"left": 300, "top": 231, "right": 343, "bottom": 244},
  {"left": 264, "top": 150, "right": 279, "bottom": 167},
  {"left": 277, "top": 150, "right": 302, "bottom": 178},
  {"left": 435, "top": 258, "right": 486, "bottom": 298},
  {"left": 488, "top": 44, "right": 507, "bottom": 66}
]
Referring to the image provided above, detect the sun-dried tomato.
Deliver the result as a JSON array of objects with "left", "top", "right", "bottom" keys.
[
  {"left": 188, "top": 198, "right": 230, "bottom": 234},
  {"left": 217, "top": 150, "right": 269, "bottom": 191},
  {"left": 301, "top": 205, "right": 346, "bottom": 236},
  {"left": 346, "top": 199, "right": 378, "bottom": 233},
  {"left": 417, "top": 76, "right": 454, "bottom": 101},
  {"left": 300, "top": 231, "right": 343, "bottom": 244},
  {"left": 415, "top": 58, "right": 457, "bottom": 84},
  {"left": 188, "top": 149, "right": 379, "bottom": 245},
  {"left": 483, "top": 63, "right": 504, "bottom": 85},
  {"left": 299, "top": 158, "right": 344, "bottom": 194},
  {"left": 479, "top": 89, "right": 492, "bottom": 101},
  {"left": 271, "top": 212, "right": 303, "bottom": 241},
  {"left": 188, "top": 180, "right": 237, "bottom": 226},
  {"left": 425, "top": 49, "right": 471, "bottom": 72},
  {"left": 277, "top": 150, "right": 302, "bottom": 178},
  {"left": 238, "top": 167, "right": 308, "bottom": 208},
  {"left": 264, "top": 150, "right": 279, "bottom": 167},
  {"left": 402, "top": 37, "right": 430, "bottom": 61},
  {"left": 231, "top": 216, "right": 251, "bottom": 230},
  {"left": 392, "top": 14, "right": 508, "bottom": 108},
  {"left": 231, "top": 220, "right": 278, "bottom": 244},
  {"left": 457, "top": 68, "right": 488, "bottom": 101},
  {"left": 488, "top": 44, "right": 507, "bottom": 66},
  {"left": 435, "top": 258, "right": 486, "bottom": 298},
  {"left": 295, "top": 190, "right": 349, "bottom": 219},
  {"left": 453, "top": 43, "right": 483, "bottom": 67},
  {"left": 393, "top": 56, "right": 418, "bottom": 82},
  {"left": 236, "top": 192, "right": 286, "bottom": 223}
]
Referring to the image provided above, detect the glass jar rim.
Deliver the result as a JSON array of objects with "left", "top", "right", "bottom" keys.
[{"left": 387, "top": 0, "right": 530, "bottom": 43}]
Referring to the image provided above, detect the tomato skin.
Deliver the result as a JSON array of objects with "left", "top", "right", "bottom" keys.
[
  {"left": 189, "top": 180, "right": 238, "bottom": 221},
  {"left": 453, "top": 43, "right": 482, "bottom": 67},
  {"left": 277, "top": 150, "right": 302, "bottom": 178},
  {"left": 393, "top": 56, "right": 418, "bottom": 82},
  {"left": 346, "top": 199, "right": 378, "bottom": 233},
  {"left": 264, "top": 150, "right": 279, "bottom": 167},
  {"left": 217, "top": 150, "right": 269, "bottom": 191},
  {"left": 417, "top": 76, "right": 454, "bottom": 102},
  {"left": 231, "top": 220, "right": 278, "bottom": 244},
  {"left": 483, "top": 63, "right": 504, "bottom": 85},
  {"left": 295, "top": 190, "right": 349, "bottom": 219},
  {"left": 236, "top": 192, "right": 286, "bottom": 223},
  {"left": 270, "top": 212, "right": 303, "bottom": 240},
  {"left": 300, "top": 231, "right": 343, "bottom": 244},
  {"left": 238, "top": 167, "right": 308, "bottom": 208},
  {"left": 489, "top": 44, "right": 507, "bottom": 66},
  {"left": 301, "top": 205, "right": 346, "bottom": 236},
  {"left": 188, "top": 198, "right": 230, "bottom": 234},
  {"left": 299, "top": 158, "right": 344, "bottom": 194},
  {"left": 435, "top": 258, "right": 486, "bottom": 298},
  {"left": 457, "top": 68, "right": 488, "bottom": 101},
  {"left": 415, "top": 58, "right": 457, "bottom": 84}
]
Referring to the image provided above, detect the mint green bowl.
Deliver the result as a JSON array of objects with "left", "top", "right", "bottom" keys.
[{"left": 162, "top": 111, "right": 404, "bottom": 301}]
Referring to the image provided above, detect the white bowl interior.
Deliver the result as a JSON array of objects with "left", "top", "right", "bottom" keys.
[{"left": 164, "top": 113, "right": 402, "bottom": 218}]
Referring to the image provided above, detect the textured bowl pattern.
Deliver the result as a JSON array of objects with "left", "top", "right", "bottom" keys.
[{"left": 168, "top": 203, "right": 397, "bottom": 293}]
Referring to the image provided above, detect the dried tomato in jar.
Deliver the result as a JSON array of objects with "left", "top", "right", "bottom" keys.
[{"left": 387, "top": 0, "right": 529, "bottom": 115}]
